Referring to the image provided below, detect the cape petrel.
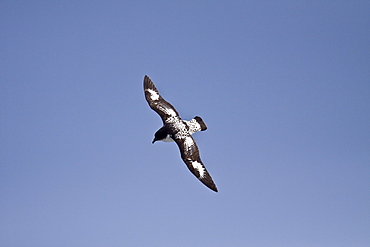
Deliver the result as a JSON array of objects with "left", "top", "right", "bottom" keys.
[{"left": 143, "top": 75, "right": 218, "bottom": 192}]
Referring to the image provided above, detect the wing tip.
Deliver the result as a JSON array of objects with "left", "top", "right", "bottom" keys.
[
  {"left": 198, "top": 170, "right": 218, "bottom": 192},
  {"left": 204, "top": 180, "right": 218, "bottom": 192},
  {"left": 143, "top": 75, "right": 158, "bottom": 92},
  {"left": 210, "top": 186, "right": 218, "bottom": 192},
  {"left": 144, "top": 75, "right": 151, "bottom": 84},
  {"left": 143, "top": 75, "right": 151, "bottom": 87}
]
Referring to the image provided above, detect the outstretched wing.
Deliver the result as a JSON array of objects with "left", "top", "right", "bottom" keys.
[
  {"left": 143, "top": 75, "right": 179, "bottom": 123},
  {"left": 174, "top": 135, "right": 218, "bottom": 192}
]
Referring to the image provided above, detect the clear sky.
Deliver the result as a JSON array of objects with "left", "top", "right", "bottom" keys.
[{"left": 1, "top": 1, "right": 369, "bottom": 246}]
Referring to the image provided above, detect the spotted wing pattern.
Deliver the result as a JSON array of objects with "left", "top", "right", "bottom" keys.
[
  {"left": 144, "top": 75, "right": 179, "bottom": 123},
  {"left": 174, "top": 136, "right": 218, "bottom": 192}
]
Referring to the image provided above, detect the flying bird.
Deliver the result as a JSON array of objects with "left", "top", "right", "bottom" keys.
[{"left": 143, "top": 75, "right": 218, "bottom": 192}]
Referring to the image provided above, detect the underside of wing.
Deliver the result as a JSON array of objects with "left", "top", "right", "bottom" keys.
[
  {"left": 174, "top": 136, "right": 218, "bottom": 192},
  {"left": 144, "top": 75, "right": 179, "bottom": 123}
]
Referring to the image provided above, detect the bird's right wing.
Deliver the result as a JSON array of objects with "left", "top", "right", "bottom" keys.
[{"left": 144, "top": 75, "right": 179, "bottom": 124}]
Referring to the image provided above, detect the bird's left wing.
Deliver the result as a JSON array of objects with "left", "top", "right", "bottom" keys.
[{"left": 174, "top": 135, "right": 218, "bottom": 192}]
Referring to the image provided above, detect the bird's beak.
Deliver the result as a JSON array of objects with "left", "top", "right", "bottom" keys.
[{"left": 152, "top": 139, "right": 156, "bottom": 144}]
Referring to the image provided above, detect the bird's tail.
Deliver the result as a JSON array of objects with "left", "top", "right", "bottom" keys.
[{"left": 194, "top": 116, "right": 207, "bottom": 131}]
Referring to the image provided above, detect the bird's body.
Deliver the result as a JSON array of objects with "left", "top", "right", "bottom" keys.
[{"left": 143, "top": 75, "right": 218, "bottom": 192}]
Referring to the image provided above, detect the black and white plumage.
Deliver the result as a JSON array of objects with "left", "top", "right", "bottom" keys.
[{"left": 143, "top": 75, "right": 218, "bottom": 192}]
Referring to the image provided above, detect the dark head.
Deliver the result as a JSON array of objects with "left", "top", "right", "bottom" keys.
[
  {"left": 152, "top": 126, "right": 169, "bottom": 144},
  {"left": 152, "top": 136, "right": 159, "bottom": 144}
]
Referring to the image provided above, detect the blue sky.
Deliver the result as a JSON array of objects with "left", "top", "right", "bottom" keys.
[{"left": 1, "top": 1, "right": 369, "bottom": 246}]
